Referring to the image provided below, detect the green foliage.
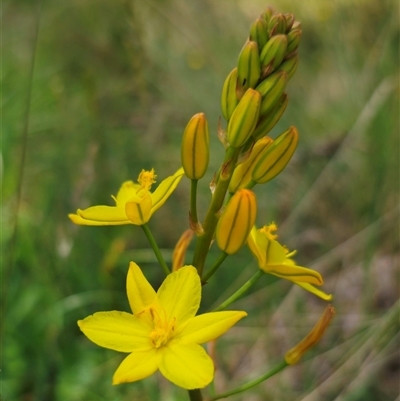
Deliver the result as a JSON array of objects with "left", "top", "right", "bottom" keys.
[{"left": 2, "top": 0, "right": 398, "bottom": 400}]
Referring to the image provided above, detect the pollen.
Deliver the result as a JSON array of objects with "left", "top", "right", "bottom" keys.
[
  {"left": 138, "top": 169, "right": 157, "bottom": 191},
  {"left": 260, "top": 222, "right": 278, "bottom": 240},
  {"left": 148, "top": 306, "right": 176, "bottom": 348}
]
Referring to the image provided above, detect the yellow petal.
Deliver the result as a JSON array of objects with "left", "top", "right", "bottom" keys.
[
  {"left": 113, "top": 348, "right": 158, "bottom": 385},
  {"left": 150, "top": 168, "right": 184, "bottom": 215},
  {"left": 77, "top": 206, "right": 129, "bottom": 223},
  {"left": 176, "top": 311, "right": 247, "bottom": 344},
  {"left": 77, "top": 311, "right": 151, "bottom": 352},
  {"left": 157, "top": 266, "right": 200, "bottom": 329},
  {"left": 247, "top": 226, "right": 266, "bottom": 267},
  {"left": 115, "top": 181, "right": 141, "bottom": 205},
  {"left": 295, "top": 282, "right": 333, "bottom": 301},
  {"left": 127, "top": 262, "right": 157, "bottom": 314},
  {"left": 125, "top": 192, "right": 152, "bottom": 225},
  {"left": 263, "top": 262, "right": 323, "bottom": 285},
  {"left": 265, "top": 238, "right": 286, "bottom": 264},
  {"left": 158, "top": 343, "right": 213, "bottom": 389}
]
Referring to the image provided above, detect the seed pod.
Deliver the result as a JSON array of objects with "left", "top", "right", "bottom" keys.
[
  {"left": 260, "top": 34, "right": 288, "bottom": 76},
  {"left": 249, "top": 18, "right": 269, "bottom": 52},
  {"left": 229, "top": 136, "right": 273, "bottom": 193},
  {"left": 221, "top": 68, "right": 239, "bottom": 121},
  {"left": 181, "top": 113, "right": 210, "bottom": 180},
  {"left": 252, "top": 126, "right": 298, "bottom": 184},
  {"left": 216, "top": 189, "right": 257, "bottom": 254},
  {"left": 227, "top": 88, "right": 261, "bottom": 148},
  {"left": 252, "top": 93, "right": 288, "bottom": 141},
  {"left": 237, "top": 41, "right": 261, "bottom": 93},
  {"left": 256, "top": 71, "right": 288, "bottom": 116}
]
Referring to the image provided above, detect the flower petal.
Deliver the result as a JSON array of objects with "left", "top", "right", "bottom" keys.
[
  {"left": 69, "top": 212, "right": 130, "bottom": 226},
  {"left": 150, "top": 168, "right": 184, "bottom": 215},
  {"left": 77, "top": 206, "right": 129, "bottom": 223},
  {"left": 295, "top": 282, "right": 333, "bottom": 301},
  {"left": 125, "top": 192, "right": 152, "bottom": 225},
  {"left": 78, "top": 311, "right": 151, "bottom": 352},
  {"left": 265, "top": 238, "right": 286, "bottom": 265},
  {"left": 113, "top": 348, "right": 158, "bottom": 385},
  {"left": 176, "top": 311, "right": 247, "bottom": 344},
  {"left": 158, "top": 343, "right": 213, "bottom": 389},
  {"left": 115, "top": 181, "right": 141, "bottom": 205},
  {"left": 127, "top": 262, "right": 157, "bottom": 314},
  {"left": 264, "top": 263, "right": 323, "bottom": 285},
  {"left": 157, "top": 266, "right": 200, "bottom": 329}
]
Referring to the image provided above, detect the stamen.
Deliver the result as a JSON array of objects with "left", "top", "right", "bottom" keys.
[
  {"left": 260, "top": 222, "right": 278, "bottom": 240},
  {"left": 138, "top": 169, "right": 157, "bottom": 190}
]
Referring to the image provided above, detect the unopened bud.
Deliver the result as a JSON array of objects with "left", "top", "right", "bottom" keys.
[
  {"left": 260, "top": 34, "right": 288, "bottom": 76},
  {"left": 237, "top": 41, "right": 261, "bottom": 94},
  {"left": 285, "top": 305, "right": 335, "bottom": 365},
  {"left": 216, "top": 189, "right": 257, "bottom": 255},
  {"left": 276, "top": 55, "right": 299, "bottom": 81},
  {"left": 286, "top": 29, "right": 302, "bottom": 55},
  {"left": 256, "top": 71, "right": 288, "bottom": 116},
  {"left": 260, "top": 7, "right": 274, "bottom": 24},
  {"left": 284, "top": 13, "right": 295, "bottom": 32},
  {"left": 252, "top": 93, "right": 288, "bottom": 141},
  {"left": 221, "top": 68, "right": 239, "bottom": 121},
  {"left": 229, "top": 136, "right": 273, "bottom": 193},
  {"left": 249, "top": 18, "right": 269, "bottom": 52},
  {"left": 172, "top": 229, "right": 194, "bottom": 271},
  {"left": 268, "top": 13, "right": 287, "bottom": 36},
  {"left": 227, "top": 88, "right": 261, "bottom": 148},
  {"left": 181, "top": 113, "right": 210, "bottom": 180},
  {"left": 252, "top": 126, "right": 298, "bottom": 184}
]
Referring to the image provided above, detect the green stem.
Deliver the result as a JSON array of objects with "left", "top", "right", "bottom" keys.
[
  {"left": 202, "top": 252, "right": 228, "bottom": 284},
  {"left": 188, "top": 389, "right": 203, "bottom": 401},
  {"left": 192, "top": 147, "right": 240, "bottom": 276},
  {"left": 213, "top": 270, "right": 263, "bottom": 311},
  {"left": 207, "top": 360, "right": 288, "bottom": 400},
  {"left": 141, "top": 224, "right": 170, "bottom": 276},
  {"left": 190, "top": 179, "right": 199, "bottom": 224}
]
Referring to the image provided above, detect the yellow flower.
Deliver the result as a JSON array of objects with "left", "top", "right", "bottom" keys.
[
  {"left": 78, "top": 262, "right": 247, "bottom": 389},
  {"left": 69, "top": 168, "right": 184, "bottom": 226},
  {"left": 247, "top": 224, "right": 332, "bottom": 300}
]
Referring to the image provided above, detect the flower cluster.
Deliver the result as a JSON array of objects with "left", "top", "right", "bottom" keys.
[{"left": 69, "top": 6, "right": 334, "bottom": 400}]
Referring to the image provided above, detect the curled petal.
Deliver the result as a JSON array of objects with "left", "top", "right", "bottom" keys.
[
  {"left": 113, "top": 348, "right": 158, "bottom": 384},
  {"left": 176, "top": 311, "right": 247, "bottom": 344},
  {"left": 115, "top": 181, "right": 141, "bottom": 205},
  {"left": 125, "top": 192, "right": 152, "bottom": 225},
  {"left": 78, "top": 311, "right": 151, "bottom": 352},
  {"left": 71, "top": 206, "right": 129, "bottom": 225},
  {"left": 151, "top": 168, "right": 185, "bottom": 214},
  {"left": 158, "top": 343, "right": 214, "bottom": 389},
  {"left": 263, "top": 262, "right": 323, "bottom": 285},
  {"left": 68, "top": 213, "right": 129, "bottom": 226},
  {"left": 295, "top": 282, "right": 333, "bottom": 301}
]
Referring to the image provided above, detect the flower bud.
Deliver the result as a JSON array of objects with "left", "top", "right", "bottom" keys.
[
  {"left": 227, "top": 88, "right": 261, "bottom": 148},
  {"left": 125, "top": 190, "right": 152, "bottom": 225},
  {"left": 172, "top": 229, "right": 194, "bottom": 271},
  {"left": 249, "top": 18, "right": 269, "bottom": 52},
  {"left": 181, "top": 113, "right": 210, "bottom": 180},
  {"left": 268, "top": 13, "right": 287, "bottom": 36},
  {"left": 284, "top": 13, "right": 295, "bottom": 32},
  {"left": 229, "top": 136, "right": 273, "bottom": 193},
  {"left": 216, "top": 189, "right": 257, "bottom": 255},
  {"left": 276, "top": 55, "right": 299, "bottom": 81},
  {"left": 252, "top": 93, "right": 288, "bottom": 141},
  {"left": 260, "top": 34, "right": 288, "bottom": 76},
  {"left": 252, "top": 126, "right": 298, "bottom": 184},
  {"left": 260, "top": 7, "right": 274, "bottom": 24},
  {"left": 286, "top": 29, "right": 302, "bottom": 55},
  {"left": 256, "top": 71, "right": 288, "bottom": 116},
  {"left": 237, "top": 41, "right": 261, "bottom": 94},
  {"left": 221, "top": 68, "right": 239, "bottom": 121},
  {"left": 285, "top": 305, "right": 335, "bottom": 365}
]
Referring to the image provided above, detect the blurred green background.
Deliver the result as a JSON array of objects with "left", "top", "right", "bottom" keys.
[{"left": 2, "top": 0, "right": 399, "bottom": 400}]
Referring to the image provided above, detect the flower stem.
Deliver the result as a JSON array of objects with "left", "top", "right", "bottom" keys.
[
  {"left": 141, "top": 224, "right": 170, "bottom": 276},
  {"left": 190, "top": 179, "right": 199, "bottom": 224},
  {"left": 212, "top": 270, "right": 263, "bottom": 311},
  {"left": 207, "top": 360, "right": 288, "bottom": 400},
  {"left": 188, "top": 389, "right": 203, "bottom": 401},
  {"left": 202, "top": 252, "right": 228, "bottom": 284},
  {"left": 192, "top": 147, "right": 240, "bottom": 276}
]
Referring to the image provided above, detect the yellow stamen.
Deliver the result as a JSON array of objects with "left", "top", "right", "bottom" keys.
[
  {"left": 148, "top": 306, "right": 176, "bottom": 348},
  {"left": 138, "top": 169, "right": 157, "bottom": 191},
  {"left": 260, "top": 222, "right": 278, "bottom": 240}
]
